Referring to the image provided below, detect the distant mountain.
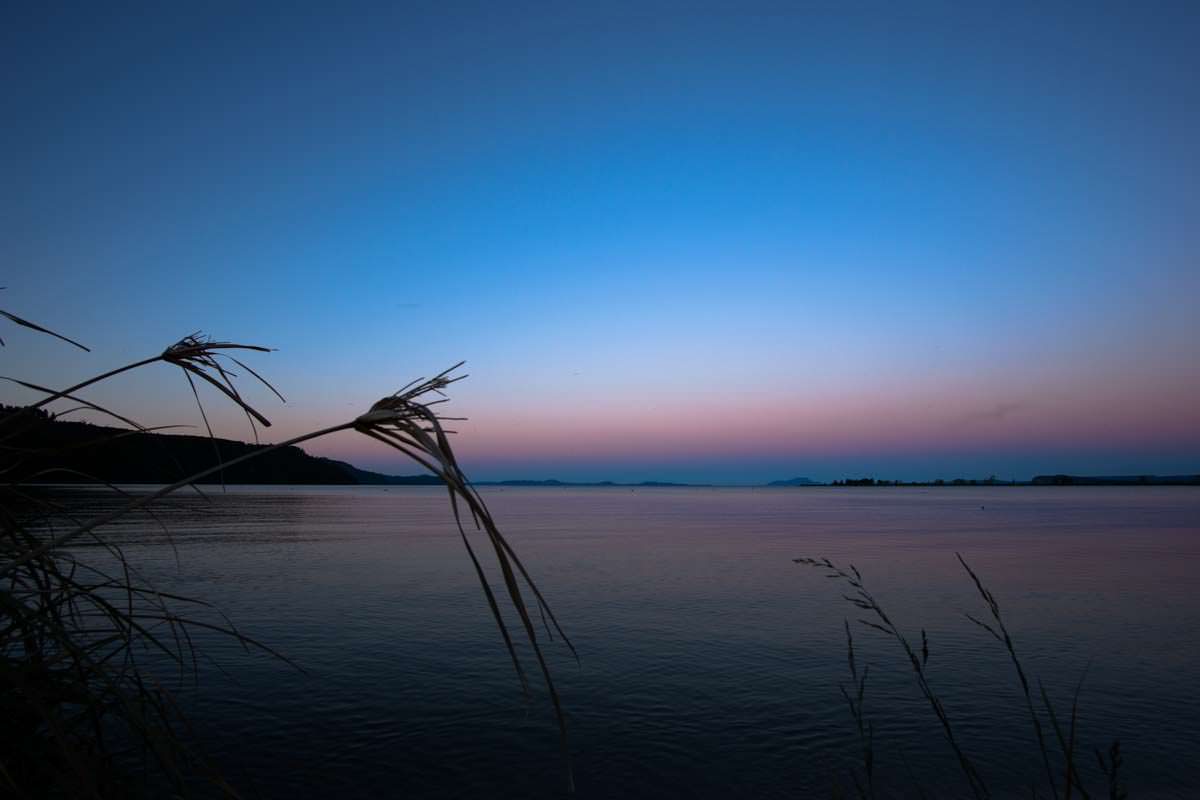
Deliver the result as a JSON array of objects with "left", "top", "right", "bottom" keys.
[
  {"left": 1, "top": 409, "right": 443, "bottom": 486},
  {"left": 766, "top": 477, "right": 823, "bottom": 486}
]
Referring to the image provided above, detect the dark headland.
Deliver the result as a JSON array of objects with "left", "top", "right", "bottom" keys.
[{"left": 2, "top": 407, "right": 440, "bottom": 486}]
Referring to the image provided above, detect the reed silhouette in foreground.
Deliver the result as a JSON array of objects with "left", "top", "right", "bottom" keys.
[
  {"left": 1, "top": 309, "right": 572, "bottom": 797},
  {"left": 796, "top": 556, "right": 1127, "bottom": 800}
]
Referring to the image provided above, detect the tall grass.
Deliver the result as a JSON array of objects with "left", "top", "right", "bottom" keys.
[
  {"left": 1, "top": 310, "right": 572, "bottom": 796},
  {"left": 796, "top": 556, "right": 1127, "bottom": 800}
]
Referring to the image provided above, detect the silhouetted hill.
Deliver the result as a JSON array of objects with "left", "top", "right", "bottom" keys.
[
  {"left": 766, "top": 477, "right": 822, "bottom": 486},
  {"left": 0, "top": 409, "right": 442, "bottom": 485}
]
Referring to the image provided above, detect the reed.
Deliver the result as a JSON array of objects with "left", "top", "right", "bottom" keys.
[
  {"left": 0, "top": 292, "right": 90, "bottom": 352},
  {"left": 796, "top": 555, "right": 1123, "bottom": 799},
  {"left": 795, "top": 557, "right": 988, "bottom": 799},
  {"left": 839, "top": 618, "right": 874, "bottom": 799},
  {"left": 2, "top": 314, "right": 572, "bottom": 796}
]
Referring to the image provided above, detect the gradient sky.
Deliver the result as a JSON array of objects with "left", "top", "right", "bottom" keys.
[{"left": 4, "top": 2, "right": 1198, "bottom": 483}]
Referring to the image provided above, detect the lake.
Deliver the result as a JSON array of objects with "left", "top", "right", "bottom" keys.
[{"left": 64, "top": 486, "right": 1200, "bottom": 798}]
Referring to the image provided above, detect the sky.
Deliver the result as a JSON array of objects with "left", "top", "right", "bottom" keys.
[{"left": 3, "top": 2, "right": 1198, "bottom": 483}]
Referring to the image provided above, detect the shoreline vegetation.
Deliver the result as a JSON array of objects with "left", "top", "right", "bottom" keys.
[
  {"left": 796, "top": 555, "right": 1129, "bottom": 799},
  {"left": 6, "top": 410, "right": 1195, "bottom": 488},
  {"left": 1, "top": 316, "right": 575, "bottom": 796},
  {"left": 828, "top": 474, "right": 1200, "bottom": 487}
]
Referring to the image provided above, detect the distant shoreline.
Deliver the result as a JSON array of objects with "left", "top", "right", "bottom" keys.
[
  {"left": 6, "top": 412, "right": 1196, "bottom": 488},
  {"left": 488, "top": 476, "right": 1199, "bottom": 488},
  {"left": 33, "top": 480, "right": 1200, "bottom": 492}
]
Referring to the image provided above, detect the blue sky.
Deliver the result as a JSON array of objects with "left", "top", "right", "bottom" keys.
[{"left": 4, "top": 2, "right": 1198, "bottom": 482}]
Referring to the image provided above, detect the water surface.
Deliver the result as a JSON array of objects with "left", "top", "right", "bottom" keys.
[{"left": 69, "top": 486, "right": 1200, "bottom": 798}]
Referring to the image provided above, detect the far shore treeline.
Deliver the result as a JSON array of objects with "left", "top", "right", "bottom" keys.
[
  {"left": 5, "top": 407, "right": 1196, "bottom": 487},
  {"left": 830, "top": 475, "right": 1200, "bottom": 486}
]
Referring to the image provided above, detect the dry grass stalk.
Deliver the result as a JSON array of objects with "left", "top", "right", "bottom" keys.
[
  {"left": 3, "top": 323, "right": 573, "bottom": 795},
  {"left": 840, "top": 619, "right": 874, "bottom": 799},
  {"left": 957, "top": 552, "right": 1074, "bottom": 799},
  {"left": 798, "top": 555, "right": 1117, "bottom": 800},
  {"left": 0, "top": 290, "right": 90, "bottom": 351},
  {"left": 353, "top": 362, "right": 577, "bottom": 790},
  {"left": 795, "top": 556, "right": 989, "bottom": 799}
]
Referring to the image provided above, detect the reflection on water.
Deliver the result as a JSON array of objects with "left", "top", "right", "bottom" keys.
[{"left": 64, "top": 486, "right": 1200, "bottom": 798}]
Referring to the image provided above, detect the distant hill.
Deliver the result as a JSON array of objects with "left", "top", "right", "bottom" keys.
[
  {"left": 0, "top": 409, "right": 442, "bottom": 486},
  {"left": 766, "top": 477, "right": 822, "bottom": 487}
]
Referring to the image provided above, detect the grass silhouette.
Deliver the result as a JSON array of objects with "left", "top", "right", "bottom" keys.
[
  {"left": 1, "top": 310, "right": 572, "bottom": 796},
  {"left": 796, "top": 555, "right": 1127, "bottom": 799}
]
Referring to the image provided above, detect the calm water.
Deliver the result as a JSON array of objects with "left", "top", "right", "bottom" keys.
[{"left": 65, "top": 487, "right": 1200, "bottom": 798}]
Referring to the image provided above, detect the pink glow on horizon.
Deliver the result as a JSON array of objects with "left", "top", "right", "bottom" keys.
[{"left": 297, "top": 375, "right": 1200, "bottom": 472}]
